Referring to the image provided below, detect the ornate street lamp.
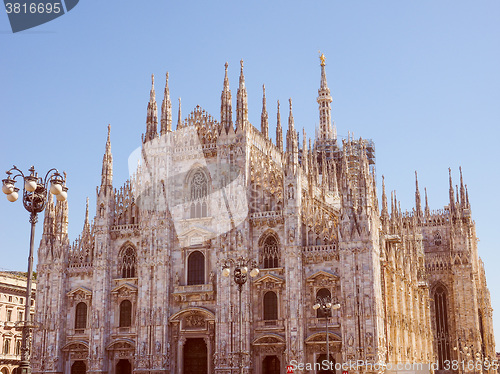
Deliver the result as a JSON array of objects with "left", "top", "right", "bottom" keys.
[
  {"left": 221, "top": 257, "right": 259, "bottom": 374},
  {"left": 313, "top": 295, "right": 340, "bottom": 373},
  {"left": 454, "top": 337, "right": 464, "bottom": 374},
  {"left": 3, "top": 165, "right": 67, "bottom": 374}
]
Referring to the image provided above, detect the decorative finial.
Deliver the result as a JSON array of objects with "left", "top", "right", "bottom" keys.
[
  {"left": 289, "top": 98, "right": 292, "bottom": 110},
  {"left": 319, "top": 51, "right": 326, "bottom": 66},
  {"left": 240, "top": 59, "right": 244, "bottom": 70},
  {"left": 166, "top": 71, "right": 169, "bottom": 82},
  {"left": 152, "top": 74, "right": 155, "bottom": 86},
  {"left": 107, "top": 124, "right": 111, "bottom": 140},
  {"left": 225, "top": 61, "right": 228, "bottom": 71}
]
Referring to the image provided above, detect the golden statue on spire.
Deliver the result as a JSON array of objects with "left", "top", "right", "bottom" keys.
[{"left": 319, "top": 51, "right": 326, "bottom": 66}]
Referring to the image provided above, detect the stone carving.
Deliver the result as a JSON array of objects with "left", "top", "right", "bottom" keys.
[
  {"left": 184, "top": 313, "right": 205, "bottom": 328},
  {"left": 347, "top": 334, "right": 354, "bottom": 347}
]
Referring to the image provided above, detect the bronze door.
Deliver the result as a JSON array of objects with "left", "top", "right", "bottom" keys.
[
  {"left": 262, "top": 355, "right": 280, "bottom": 374},
  {"left": 71, "top": 361, "right": 86, "bottom": 374},
  {"left": 316, "top": 354, "right": 335, "bottom": 374},
  {"left": 183, "top": 338, "right": 208, "bottom": 374},
  {"left": 116, "top": 359, "right": 132, "bottom": 374}
]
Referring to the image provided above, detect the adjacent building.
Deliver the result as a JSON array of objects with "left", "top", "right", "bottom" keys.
[{"left": 0, "top": 271, "right": 36, "bottom": 374}]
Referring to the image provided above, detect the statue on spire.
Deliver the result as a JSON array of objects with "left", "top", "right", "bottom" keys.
[{"left": 319, "top": 51, "right": 326, "bottom": 66}]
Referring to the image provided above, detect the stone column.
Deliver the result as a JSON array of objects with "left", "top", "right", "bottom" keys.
[{"left": 177, "top": 337, "right": 185, "bottom": 374}]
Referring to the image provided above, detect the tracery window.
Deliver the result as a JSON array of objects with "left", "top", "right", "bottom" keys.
[
  {"left": 120, "top": 246, "right": 136, "bottom": 278},
  {"left": 75, "top": 302, "right": 87, "bottom": 329},
  {"left": 263, "top": 291, "right": 278, "bottom": 320},
  {"left": 187, "top": 251, "right": 205, "bottom": 285},
  {"left": 119, "top": 300, "right": 132, "bottom": 327},
  {"left": 189, "top": 169, "right": 208, "bottom": 218},
  {"left": 434, "top": 285, "right": 451, "bottom": 369},
  {"left": 262, "top": 235, "right": 280, "bottom": 269},
  {"left": 316, "top": 288, "right": 331, "bottom": 318},
  {"left": 434, "top": 231, "right": 442, "bottom": 246}
]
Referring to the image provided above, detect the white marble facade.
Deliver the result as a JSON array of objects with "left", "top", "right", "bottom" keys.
[{"left": 31, "top": 57, "right": 495, "bottom": 374}]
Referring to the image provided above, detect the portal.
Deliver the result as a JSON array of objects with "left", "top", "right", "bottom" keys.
[{"left": 183, "top": 338, "right": 208, "bottom": 374}]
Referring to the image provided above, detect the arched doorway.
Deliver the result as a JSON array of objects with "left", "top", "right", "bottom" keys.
[
  {"left": 316, "top": 354, "right": 335, "bottom": 374},
  {"left": 71, "top": 360, "right": 86, "bottom": 374},
  {"left": 116, "top": 359, "right": 131, "bottom": 374},
  {"left": 183, "top": 338, "right": 207, "bottom": 374},
  {"left": 262, "top": 355, "right": 280, "bottom": 374}
]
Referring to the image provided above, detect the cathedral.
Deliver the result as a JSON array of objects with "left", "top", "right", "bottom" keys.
[{"left": 31, "top": 56, "right": 496, "bottom": 374}]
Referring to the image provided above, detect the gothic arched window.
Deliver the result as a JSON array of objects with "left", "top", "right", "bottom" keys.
[
  {"left": 120, "top": 246, "right": 136, "bottom": 278},
  {"left": 262, "top": 235, "right": 280, "bottom": 269},
  {"left": 316, "top": 288, "right": 331, "bottom": 318},
  {"left": 434, "top": 285, "right": 451, "bottom": 369},
  {"left": 119, "top": 300, "right": 132, "bottom": 327},
  {"left": 187, "top": 251, "right": 205, "bottom": 285},
  {"left": 264, "top": 291, "right": 278, "bottom": 320},
  {"left": 75, "top": 302, "right": 87, "bottom": 329},
  {"left": 434, "top": 231, "right": 442, "bottom": 246},
  {"left": 189, "top": 169, "right": 208, "bottom": 219}
]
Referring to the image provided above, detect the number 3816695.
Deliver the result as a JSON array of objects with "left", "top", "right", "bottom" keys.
[{"left": 5, "top": 2, "right": 61, "bottom": 14}]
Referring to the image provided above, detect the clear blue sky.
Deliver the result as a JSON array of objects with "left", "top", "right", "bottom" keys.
[{"left": 1, "top": 0, "right": 499, "bottom": 348}]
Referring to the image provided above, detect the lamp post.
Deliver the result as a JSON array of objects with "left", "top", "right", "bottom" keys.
[
  {"left": 313, "top": 295, "right": 340, "bottom": 373},
  {"left": 3, "top": 165, "right": 67, "bottom": 374},
  {"left": 222, "top": 257, "right": 259, "bottom": 374},
  {"left": 454, "top": 337, "right": 464, "bottom": 374}
]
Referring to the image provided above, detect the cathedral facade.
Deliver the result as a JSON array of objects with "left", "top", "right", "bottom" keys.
[{"left": 31, "top": 57, "right": 496, "bottom": 374}]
